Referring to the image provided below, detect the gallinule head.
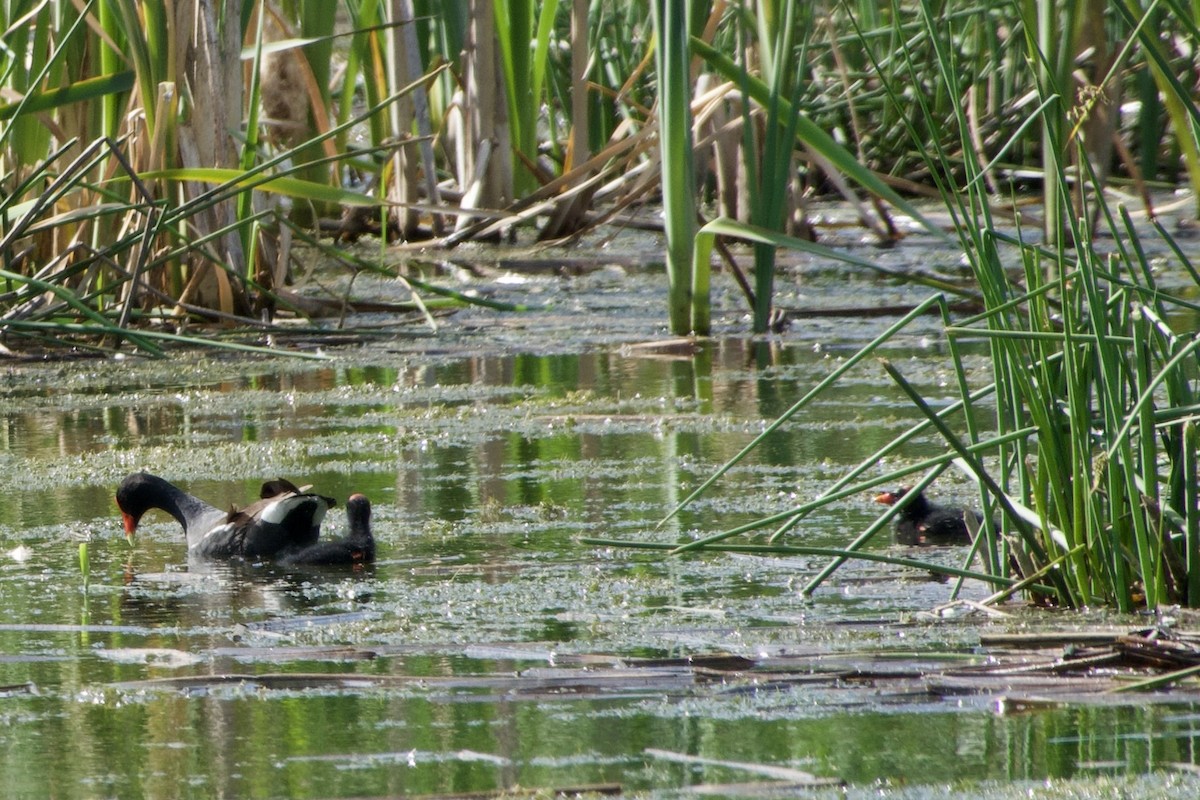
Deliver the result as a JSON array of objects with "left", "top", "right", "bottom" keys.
[
  {"left": 873, "top": 486, "right": 978, "bottom": 546},
  {"left": 115, "top": 472, "right": 336, "bottom": 559},
  {"left": 279, "top": 493, "right": 375, "bottom": 567}
]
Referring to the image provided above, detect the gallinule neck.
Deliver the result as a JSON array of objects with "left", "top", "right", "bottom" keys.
[
  {"left": 116, "top": 472, "right": 335, "bottom": 559},
  {"left": 279, "top": 493, "right": 375, "bottom": 567},
  {"left": 873, "top": 486, "right": 977, "bottom": 546}
]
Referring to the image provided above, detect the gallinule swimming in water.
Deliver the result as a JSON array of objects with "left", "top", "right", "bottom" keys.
[
  {"left": 873, "top": 486, "right": 978, "bottom": 546},
  {"left": 279, "top": 493, "right": 375, "bottom": 567},
  {"left": 116, "top": 472, "right": 336, "bottom": 559}
]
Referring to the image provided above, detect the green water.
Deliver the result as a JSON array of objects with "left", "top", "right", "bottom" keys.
[{"left": 0, "top": 263, "right": 1198, "bottom": 798}]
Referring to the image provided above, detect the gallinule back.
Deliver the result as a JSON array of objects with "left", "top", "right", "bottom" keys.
[
  {"left": 115, "top": 472, "right": 336, "bottom": 559},
  {"left": 873, "top": 486, "right": 978, "bottom": 546},
  {"left": 279, "top": 493, "right": 375, "bottom": 567}
]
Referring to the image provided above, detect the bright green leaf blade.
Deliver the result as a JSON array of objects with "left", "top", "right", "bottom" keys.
[
  {"left": 0, "top": 71, "right": 135, "bottom": 121},
  {"left": 129, "top": 168, "right": 378, "bottom": 207},
  {"left": 239, "top": 37, "right": 322, "bottom": 59},
  {"left": 699, "top": 217, "right": 978, "bottom": 299}
]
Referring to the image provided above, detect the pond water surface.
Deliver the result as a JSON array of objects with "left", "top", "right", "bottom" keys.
[{"left": 2, "top": 230, "right": 1200, "bottom": 799}]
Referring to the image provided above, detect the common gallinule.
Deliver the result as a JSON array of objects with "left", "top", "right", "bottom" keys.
[
  {"left": 116, "top": 472, "right": 335, "bottom": 559},
  {"left": 279, "top": 493, "right": 375, "bottom": 567},
  {"left": 873, "top": 486, "right": 978, "bottom": 546}
]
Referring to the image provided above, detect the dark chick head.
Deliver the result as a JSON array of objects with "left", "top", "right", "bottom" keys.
[
  {"left": 347, "top": 493, "right": 375, "bottom": 564},
  {"left": 346, "top": 493, "right": 372, "bottom": 536}
]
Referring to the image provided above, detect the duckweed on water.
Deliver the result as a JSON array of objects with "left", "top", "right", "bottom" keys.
[{"left": 0, "top": 257, "right": 1198, "bottom": 798}]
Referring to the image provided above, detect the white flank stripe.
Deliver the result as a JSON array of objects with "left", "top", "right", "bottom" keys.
[
  {"left": 261, "top": 494, "right": 327, "bottom": 525},
  {"left": 260, "top": 496, "right": 298, "bottom": 525}
]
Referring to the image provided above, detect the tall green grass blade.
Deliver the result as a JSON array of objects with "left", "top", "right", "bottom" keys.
[
  {"left": 131, "top": 168, "right": 379, "bottom": 206},
  {"left": 0, "top": 71, "right": 135, "bottom": 120},
  {"left": 694, "top": 218, "right": 981, "bottom": 298},
  {"left": 582, "top": 537, "right": 1041, "bottom": 591},
  {"left": 1111, "top": 663, "right": 1200, "bottom": 693},
  {"left": 239, "top": 8, "right": 269, "bottom": 271},
  {"left": 1187, "top": 423, "right": 1200, "bottom": 606},
  {"left": 739, "top": 0, "right": 800, "bottom": 333},
  {"left": 531, "top": 0, "right": 560, "bottom": 117},
  {"left": 652, "top": 0, "right": 701, "bottom": 334},
  {"left": 292, "top": 0, "right": 337, "bottom": 192}
]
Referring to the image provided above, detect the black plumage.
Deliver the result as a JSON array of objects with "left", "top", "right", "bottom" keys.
[
  {"left": 116, "top": 472, "right": 335, "bottom": 559},
  {"left": 873, "top": 487, "right": 978, "bottom": 546},
  {"left": 279, "top": 493, "right": 375, "bottom": 567}
]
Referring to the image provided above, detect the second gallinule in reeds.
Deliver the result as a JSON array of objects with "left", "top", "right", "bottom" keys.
[{"left": 873, "top": 486, "right": 979, "bottom": 546}]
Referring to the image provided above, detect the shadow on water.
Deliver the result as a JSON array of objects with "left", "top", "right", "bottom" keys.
[{"left": 0, "top": 253, "right": 1197, "bottom": 798}]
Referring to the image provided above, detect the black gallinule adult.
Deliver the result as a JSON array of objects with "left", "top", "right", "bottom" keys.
[
  {"left": 873, "top": 486, "right": 978, "bottom": 546},
  {"left": 279, "top": 493, "right": 375, "bottom": 567},
  {"left": 115, "top": 472, "right": 335, "bottom": 559}
]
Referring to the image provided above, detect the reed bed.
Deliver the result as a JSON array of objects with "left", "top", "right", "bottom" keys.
[
  {"left": 10, "top": 2, "right": 1198, "bottom": 355},
  {"left": 591, "top": 1, "right": 1200, "bottom": 611}
]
